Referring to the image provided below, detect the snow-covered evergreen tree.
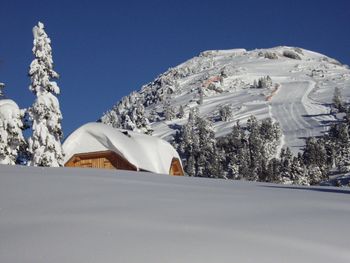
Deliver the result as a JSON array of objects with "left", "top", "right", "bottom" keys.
[
  {"left": 266, "top": 158, "right": 281, "bottom": 183},
  {"left": 251, "top": 76, "right": 273, "bottom": 89},
  {"left": 227, "top": 160, "right": 240, "bottom": 179},
  {"left": 0, "top": 83, "right": 4, "bottom": 97},
  {"left": 27, "top": 22, "right": 64, "bottom": 167},
  {"left": 246, "top": 115, "right": 264, "bottom": 181},
  {"left": 175, "top": 108, "right": 223, "bottom": 178},
  {"left": 307, "top": 165, "right": 324, "bottom": 185},
  {"left": 148, "top": 108, "right": 159, "bottom": 122},
  {"left": 290, "top": 156, "right": 309, "bottom": 185},
  {"left": 101, "top": 109, "right": 121, "bottom": 128},
  {"left": 177, "top": 105, "right": 185, "bottom": 119},
  {"left": 198, "top": 87, "right": 204, "bottom": 105},
  {"left": 303, "top": 137, "right": 327, "bottom": 169},
  {"left": 335, "top": 124, "right": 350, "bottom": 172},
  {"left": 176, "top": 108, "right": 198, "bottom": 175},
  {"left": 302, "top": 137, "right": 329, "bottom": 183},
  {"left": 186, "top": 155, "right": 196, "bottom": 177},
  {"left": 196, "top": 116, "right": 218, "bottom": 177},
  {"left": 278, "top": 147, "right": 293, "bottom": 184},
  {"left": 259, "top": 118, "right": 282, "bottom": 159},
  {"left": 0, "top": 83, "right": 26, "bottom": 165},
  {"left": 332, "top": 87, "right": 344, "bottom": 112},
  {"left": 132, "top": 101, "right": 153, "bottom": 134},
  {"left": 101, "top": 94, "right": 153, "bottom": 134},
  {"left": 219, "top": 105, "right": 233, "bottom": 121},
  {"left": 164, "top": 99, "right": 176, "bottom": 121},
  {"left": 215, "top": 116, "right": 282, "bottom": 182}
]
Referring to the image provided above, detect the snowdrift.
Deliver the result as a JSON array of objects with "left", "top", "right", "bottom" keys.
[{"left": 0, "top": 165, "right": 349, "bottom": 263}]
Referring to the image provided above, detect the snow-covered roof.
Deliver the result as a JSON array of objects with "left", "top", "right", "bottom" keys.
[{"left": 63, "top": 122, "right": 181, "bottom": 174}]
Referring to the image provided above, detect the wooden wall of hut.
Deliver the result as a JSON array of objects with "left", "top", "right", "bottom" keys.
[
  {"left": 169, "top": 158, "right": 184, "bottom": 176},
  {"left": 65, "top": 150, "right": 137, "bottom": 171}
]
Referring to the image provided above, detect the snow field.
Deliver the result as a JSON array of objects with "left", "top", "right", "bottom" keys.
[{"left": 0, "top": 165, "right": 349, "bottom": 263}]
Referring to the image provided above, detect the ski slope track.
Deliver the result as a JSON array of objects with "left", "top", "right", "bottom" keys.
[
  {"left": 0, "top": 165, "right": 350, "bottom": 263},
  {"left": 103, "top": 46, "right": 350, "bottom": 153},
  {"left": 270, "top": 80, "right": 324, "bottom": 150}
]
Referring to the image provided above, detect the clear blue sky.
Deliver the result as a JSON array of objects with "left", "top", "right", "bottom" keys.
[{"left": 0, "top": 0, "right": 349, "bottom": 137}]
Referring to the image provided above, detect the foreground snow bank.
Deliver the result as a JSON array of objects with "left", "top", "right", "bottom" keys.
[{"left": 0, "top": 165, "right": 349, "bottom": 263}]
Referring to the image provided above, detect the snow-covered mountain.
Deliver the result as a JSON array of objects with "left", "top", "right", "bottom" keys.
[{"left": 102, "top": 46, "right": 350, "bottom": 153}]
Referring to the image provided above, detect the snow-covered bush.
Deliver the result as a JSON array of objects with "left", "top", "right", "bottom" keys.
[
  {"left": 293, "top": 47, "right": 304, "bottom": 55},
  {"left": 258, "top": 51, "right": 277, "bottom": 59},
  {"left": 251, "top": 76, "right": 273, "bottom": 89},
  {"left": 0, "top": 99, "right": 26, "bottom": 165},
  {"left": 283, "top": 50, "right": 301, "bottom": 60},
  {"left": 27, "top": 22, "right": 64, "bottom": 167},
  {"left": 263, "top": 52, "right": 278, "bottom": 60}
]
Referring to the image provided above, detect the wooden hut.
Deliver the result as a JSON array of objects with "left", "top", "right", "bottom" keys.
[
  {"left": 65, "top": 150, "right": 137, "bottom": 170},
  {"left": 63, "top": 123, "right": 184, "bottom": 176}
]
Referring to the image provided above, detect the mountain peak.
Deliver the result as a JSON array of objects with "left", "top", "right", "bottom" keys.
[{"left": 101, "top": 46, "right": 350, "bottom": 153}]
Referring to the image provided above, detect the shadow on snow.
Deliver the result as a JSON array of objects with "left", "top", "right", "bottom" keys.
[{"left": 260, "top": 185, "right": 350, "bottom": 195}]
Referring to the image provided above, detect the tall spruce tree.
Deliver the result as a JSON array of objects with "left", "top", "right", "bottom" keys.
[
  {"left": 196, "top": 116, "right": 219, "bottom": 177},
  {"left": 27, "top": 22, "right": 64, "bottom": 167},
  {"left": 278, "top": 147, "right": 293, "bottom": 184},
  {"left": 302, "top": 137, "right": 328, "bottom": 184},
  {"left": 164, "top": 99, "right": 176, "bottom": 121},
  {"left": 332, "top": 87, "right": 344, "bottom": 112},
  {"left": 176, "top": 108, "right": 198, "bottom": 175},
  {"left": 246, "top": 115, "right": 264, "bottom": 180}
]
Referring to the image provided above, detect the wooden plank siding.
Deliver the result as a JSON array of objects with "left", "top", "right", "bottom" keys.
[
  {"left": 169, "top": 158, "right": 184, "bottom": 176},
  {"left": 65, "top": 150, "right": 137, "bottom": 171}
]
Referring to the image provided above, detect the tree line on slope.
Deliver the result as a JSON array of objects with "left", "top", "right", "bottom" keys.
[
  {"left": 0, "top": 22, "right": 63, "bottom": 167},
  {"left": 173, "top": 91, "right": 350, "bottom": 186}
]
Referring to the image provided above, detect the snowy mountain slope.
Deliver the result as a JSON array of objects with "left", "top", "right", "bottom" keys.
[
  {"left": 102, "top": 46, "right": 350, "bottom": 153},
  {"left": 0, "top": 165, "right": 350, "bottom": 263}
]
